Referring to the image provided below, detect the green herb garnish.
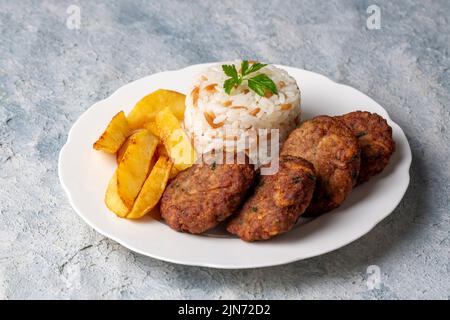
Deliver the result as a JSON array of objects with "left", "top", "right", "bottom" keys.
[
  {"left": 251, "top": 206, "right": 258, "bottom": 212},
  {"left": 210, "top": 161, "right": 217, "bottom": 171},
  {"left": 222, "top": 60, "right": 278, "bottom": 96}
]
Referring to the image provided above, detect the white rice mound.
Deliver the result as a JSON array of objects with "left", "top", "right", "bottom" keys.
[{"left": 183, "top": 61, "right": 301, "bottom": 157}]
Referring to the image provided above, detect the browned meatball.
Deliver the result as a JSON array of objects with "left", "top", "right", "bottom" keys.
[
  {"left": 160, "top": 161, "right": 256, "bottom": 234},
  {"left": 281, "top": 116, "right": 361, "bottom": 216},
  {"left": 227, "top": 155, "right": 316, "bottom": 241},
  {"left": 336, "top": 111, "right": 395, "bottom": 184}
]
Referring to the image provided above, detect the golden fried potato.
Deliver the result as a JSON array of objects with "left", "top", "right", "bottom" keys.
[
  {"left": 105, "top": 172, "right": 129, "bottom": 218},
  {"left": 93, "top": 111, "right": 130, "bottom": 153},
  {"left": 156, "top": 143, "right": 169, "bottom": 157},
  {"left": 154, "top": 108, "right": 181, "bottom": 140},
  {"left": 156, "top": 143, "right": 180, "bottom": 179},
  {"left": 167, "top": 130, "right": 197, "bottom": 171},
  {"left": 127, "top": 156, "right": 173, "bottom": 219},
  {"left": 155, "top": 108, "right": 196, "bottom": 171},
  {"left": 117, "top": 129, "right": 159, "bottom": 208},
  {"left": 127, "top": 89, "right": 186, "bottom": 130},
  {"left": 116, "top": 137, "right": 130, "bottom": 164},
  {"left": 168, "top": 166, "right": 180, "bottom": 180},
  {"left": 145, "top": 121, "right": 160, "bottom": 138},
  {"left": 116, "top": 130, "right": 149, "bottom": 164}
]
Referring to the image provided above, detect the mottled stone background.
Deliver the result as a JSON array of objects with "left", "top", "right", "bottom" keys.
[{"left": 0, "top": 0, "right": 449, "bottom": 299}]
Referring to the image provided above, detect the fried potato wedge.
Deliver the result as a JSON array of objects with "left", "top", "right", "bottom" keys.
[
  {"left": 156, "top": 143, "right": 169, "bottom": 157},
  {"left": 145, "top": 121, "right": 160, "bottom": 138},
  {"left": 127, "top": 156, "right": 173, "bottom": 219},
  {"left": 154, "top": 109, "right": 181, "bottom": 140},
  {"left": 127, "top": 89, "right": 186, "bottom": 130},
  {"left": 93, "top": 111, "right": 130, "bottom": 153},
  {"left": 105, "top": 172, "right": 129, "bottom": 218},
  {"left": 166, "top": 129, "right": 197, "bottom": 171},
  {"left": 156, "top": 143, "right": 179, "bottom": 179},
  {"left": 116, "top": 130, "right": 149, "bottom": 164},
  {"left": 155, "top": 108, "right": 196, "bottom": 171},
  {"left": 117, "top": 129, "right": 159, "bottom": 208},
  {"left": 116, "top": 137, "right": 130, "bottom": 164},
  {"left": 169, "top": 166, "right": 180, "bottom": 180}
]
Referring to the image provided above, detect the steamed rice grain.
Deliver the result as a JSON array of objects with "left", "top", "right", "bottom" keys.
[{"left": 183, "top": 61, "right": 301, "bottom": 159}]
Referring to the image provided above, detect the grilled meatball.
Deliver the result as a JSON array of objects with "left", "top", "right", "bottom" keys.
[
  {"left": 227, "top": 155, "right": 316, "bottom": 241},
  {"left": 160, "top": 160, "right": 256, "bottom": 234},
  {"left": 336, "top": 111, "right": 395, "bottom": 184},
  {"left": 281, "top": 116, "right": 361, "bottom": 216}
]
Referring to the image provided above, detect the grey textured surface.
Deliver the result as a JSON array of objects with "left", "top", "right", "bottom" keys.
[{"left": 0, "top": 0, "right": 449, "bottom": 299}]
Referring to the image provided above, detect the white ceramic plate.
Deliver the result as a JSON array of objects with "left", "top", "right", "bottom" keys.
[{"left": 59, "top": 63, "right": 412, "bottom": 269}]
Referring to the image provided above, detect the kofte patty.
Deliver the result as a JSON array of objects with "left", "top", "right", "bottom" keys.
[
  {"left": 336, "top": 111, "right": 395, "bottom": 184},
  {"left": 281, "top": 115, "right": 361, "bottom": 216},
  {"left": 227, "top": 155, "right": 316, "bottom": 241},
  {"left": 160, "top": 160, "right": 256, "bottom": 234}
]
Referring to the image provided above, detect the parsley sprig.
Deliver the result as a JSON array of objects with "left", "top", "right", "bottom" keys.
[{"left": 222, "top": 61, "right": 278, "bottom": 96}]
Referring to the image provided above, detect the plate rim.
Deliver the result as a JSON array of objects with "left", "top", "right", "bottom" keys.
[{"left": 58, "top": 62, "right": 412, "bottom": 269}]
